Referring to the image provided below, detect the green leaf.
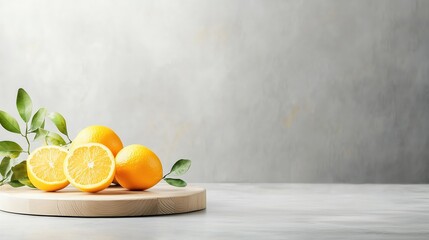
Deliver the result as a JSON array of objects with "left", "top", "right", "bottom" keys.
[
  {"left": 0, "top": 157, "right": 12, "bottom": 178},
  {"left": 33, "top": 128, "right": 49, "bottom": 142},
  {"left": 164, "top": 178, "right": 187, "bottom": 187},
  {"left": 16, "top": 88, "right": 33, "bottom": 123},
  {"left": 18, "top": 178, "right": 35, "bottom": 188},
  {"left": 10, "top": 163, "right": 25, "bottom": 188},
  {"left": 0, "top": 141, "right": 23, "bottom": 158},
  {"left": 0, "top": 110, "right": 21, "bottom": 134},
  {"left": 29, "top": 108, "right": 47, "bottom": 131},
  {"left": 9, "top": 180, "right": 24, "bottom": 187},
  {"left": 48, "top": 112, "right": 68, "bottom": 136},
  {"left": 11, "top": 161, "right": 27, "bottom": 178},
  {"left": 46, "top": 132, "right": 66, "bottom": 146},
  {"left": 0, "top": 170, "right": 11, "bottom": 185},
  {"left": 0, "top": 165, "right": 13, "bottom": 184},
  {"left": 11, "top": 161, "right": 35, "bottom": 188},
  {"left": 169, "top": 159, "right": 192, "bottom": 176}
]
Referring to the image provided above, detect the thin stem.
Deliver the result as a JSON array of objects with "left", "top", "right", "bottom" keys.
[
  {"left": 66, "top": 135, "right": 72, "bottom": 143},
  {"left": 24, "top": 123, "right": 31, "bottom": 154},
  {"left": 162, "top": 172, "right": 171, "bottom": 179}
]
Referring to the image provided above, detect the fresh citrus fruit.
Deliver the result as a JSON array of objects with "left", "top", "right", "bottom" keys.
[
  {"left": 115, "top": 144, "right": 163, "bottom": 190},
  {"left": 27, "top": 146, "right": 69, "bottom": 192},
  {"left": 71, "top": 125, "right": 123, "bottom": 156},
  {"left": 64, "top": 143, "right": 115, "bottom": 192}
]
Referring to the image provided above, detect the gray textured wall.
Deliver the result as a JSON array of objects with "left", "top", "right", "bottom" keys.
[{"left": 0, "top": 0, "right": 428, "bottom": 183}]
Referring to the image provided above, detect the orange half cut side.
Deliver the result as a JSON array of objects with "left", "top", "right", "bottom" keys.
[
  {"left": 27, "top": 146, "right": 69, "bottom": 192},
  {"left": 64, "top": 143, "right": 115, "bottom": 193}
]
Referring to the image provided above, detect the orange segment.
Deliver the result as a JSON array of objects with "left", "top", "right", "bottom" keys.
[
  {"left": 64, "top": 143, "right": 115, "bottom": 193},
  {"left": 27, "top": 146, "right": 69, "bottom": 192}
]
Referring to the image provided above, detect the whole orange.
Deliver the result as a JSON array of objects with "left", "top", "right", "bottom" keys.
[
  {"left": 71, "top": 125, "right": 123, "bottom": 156},
  {"left": 115, "top": 144, "right": 163, "bottom": 190}
]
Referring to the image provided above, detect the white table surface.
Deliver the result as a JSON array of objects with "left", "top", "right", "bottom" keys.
[{"left": 1, "top": 183, "right": 429, "bottom": 239}]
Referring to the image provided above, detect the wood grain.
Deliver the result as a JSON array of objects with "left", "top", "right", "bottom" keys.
[{"left": 0, "top": 183, "right": 206, "bottom": 217}]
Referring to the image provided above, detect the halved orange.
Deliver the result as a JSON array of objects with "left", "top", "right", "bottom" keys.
[
  {"left": 64, "top": 143, "right": 115, "bottom": 193},
  {"left": 27, "top": 146, "right": 69, "bottom": 192}
]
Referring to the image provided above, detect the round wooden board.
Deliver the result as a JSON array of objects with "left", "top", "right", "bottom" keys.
[{"left": 0, "top": 183, "right": 206, "bottom": 217}]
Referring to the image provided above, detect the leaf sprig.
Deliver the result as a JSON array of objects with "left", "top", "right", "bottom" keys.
[
  {"left": 0, "top": 88, "right": 72, "bottom": 188},
  {"left": 163, "top": 159, "right": 191, "bottom": 187}
]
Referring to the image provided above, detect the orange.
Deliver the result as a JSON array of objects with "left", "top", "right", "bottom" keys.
[
  {"left": 27, "top": 146, "right": 69, "bottom": 192},
  {"left": 115, "top": 144, "right": 163, "bottom": 190},
  {"left": 71, "top": 125, "right": 123, "bottom": 156},
  {"left": 64, "top": 143, "right": 115, "bottom": 192}
]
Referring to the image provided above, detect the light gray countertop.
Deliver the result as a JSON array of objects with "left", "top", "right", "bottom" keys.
[{"left": 1, "top": 184, "right": 429, "bottom": 239}]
